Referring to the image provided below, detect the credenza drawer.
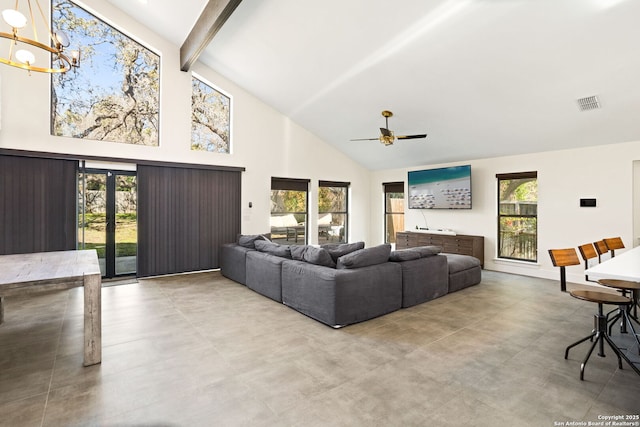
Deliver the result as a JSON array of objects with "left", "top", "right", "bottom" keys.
[
  {"left": 395, "top": 231, "right": 484, "bottom": 268},
  {"left": 395, "top": 232, "right": 417, "bottom": 249}
]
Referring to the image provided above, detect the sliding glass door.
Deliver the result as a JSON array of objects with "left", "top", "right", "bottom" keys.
[{"left": 78, "top": 169, "right": 137, "bottom": 277}]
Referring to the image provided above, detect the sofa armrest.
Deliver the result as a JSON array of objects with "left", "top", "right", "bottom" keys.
[
  {"left": 220, "top": 243, "right": 254, "bottom": 285},
  {"left": 245, "top": 250, "right": 288, "bottom": 302}
]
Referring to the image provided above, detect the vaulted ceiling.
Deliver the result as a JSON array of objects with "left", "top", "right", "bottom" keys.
[{"left": 105, "top": 0, "right": 640, "bottom": 170}]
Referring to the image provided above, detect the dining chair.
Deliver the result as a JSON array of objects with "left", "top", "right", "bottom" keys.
[
  {"left": 565, "top": 289, "right": 638, "bottom": 380},
  {"left": 603, "top": 237, "right": 625, "bottom": 257},
  {"left": 593, "top": 240, "right": 609, "bottom": 263},
  {"left": 598, "top": 279, "right": 640, "bottom": 345},
  {"left": 577, "top": 243, "right": 598, "bottom": 282},
  {"left": 548, "top": 248, "right": 581, "bottom": 292}
]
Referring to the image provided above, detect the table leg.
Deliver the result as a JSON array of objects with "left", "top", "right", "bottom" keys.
[
  {"left": 83, "top": 273, "right": 102, "bottom": 366},
  {"left": 0, "top": 296, "right": 4, "bottom": 325}
]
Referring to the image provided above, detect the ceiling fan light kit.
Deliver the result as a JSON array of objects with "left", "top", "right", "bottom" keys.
[{"left": 351, "top": 110, "right": 427, "bottom": 146}]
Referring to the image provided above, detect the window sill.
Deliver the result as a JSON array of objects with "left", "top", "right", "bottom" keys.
[{"left": 492, "top": 258, "right": 540, "bottom": 268}]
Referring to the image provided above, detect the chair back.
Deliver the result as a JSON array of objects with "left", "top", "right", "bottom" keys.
[
  {"left": 549, "top": 248, "right": 580, "bottom": 267},
  {"left": 603, "top": 237, "right": 625, "bottom": 257},
  {"left": 593, "top": 240, "right": 609, "bottom": 262},
  {"left": 578, "top": 243, "right": 598, "bottom": 282},
  {"left": 548, "top": 248, "right": 580, "bottom": 292}
]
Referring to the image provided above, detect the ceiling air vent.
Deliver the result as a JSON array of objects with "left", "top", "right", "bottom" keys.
[{"left": 577, "top": 95, "right": 601, "bottom": 111}]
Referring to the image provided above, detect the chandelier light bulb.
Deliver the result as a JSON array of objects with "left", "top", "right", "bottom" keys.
[
  {"left": 70, "top": 49, "right": 80, "bottom": 67},
  {"left": 15, "top": 49, "right": 35, "bottom": 65},
  {"left": 54, "top": 30, "right": 70, "bottom": 48},
  {"left": 2, "top": 9, "right": 27, "bottom": 29}
]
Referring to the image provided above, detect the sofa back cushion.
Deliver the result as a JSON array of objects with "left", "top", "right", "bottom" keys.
[
  {"left": 238, "top": 234, "right": 270, "bottom": 249},
  {"left": 389, "top": 249, "right": 421, "bottom": 262},
  {"left": 254, "top": 240, "right": 292, "bottom": 259},
  {"left": 320, "top": 241, "right": 365, "bottom": 262},
  {"left": 390, "top": 245, "right": 442, "bottom": 261},
  {"left": 413, "top": 245, "right": 442, "bottom": 257},
  {"left": 337, "top": 244, "right": 391, "bottom": 269},
  {"left": 290, "top": 245, "right": 336, "bottom": 268}
]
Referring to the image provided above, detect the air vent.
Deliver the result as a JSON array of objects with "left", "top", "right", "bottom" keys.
[{"left": 577, "top": 95, "right": 601, "bottom": 111}]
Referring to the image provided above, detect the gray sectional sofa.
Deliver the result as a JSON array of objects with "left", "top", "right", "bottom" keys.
[{"left": 220, "top": 235, "right": 481, "bottom": 328}]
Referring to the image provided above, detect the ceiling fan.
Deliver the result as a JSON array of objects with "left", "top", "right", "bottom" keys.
[{"left": 350, "top": 110, "right": 427, "bottom": 146}]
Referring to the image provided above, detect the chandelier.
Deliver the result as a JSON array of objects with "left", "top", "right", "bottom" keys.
[{"left": 0, "top": 0, "right": 79, "bottom": 73}]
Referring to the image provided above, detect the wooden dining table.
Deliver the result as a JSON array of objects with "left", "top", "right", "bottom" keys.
[{"left": 0, "top": 250, "right": 102, "bottom": 366}]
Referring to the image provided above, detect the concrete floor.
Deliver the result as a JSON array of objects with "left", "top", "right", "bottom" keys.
[{"left": 0, "top": 270, "right": 639, "bottom": 426}]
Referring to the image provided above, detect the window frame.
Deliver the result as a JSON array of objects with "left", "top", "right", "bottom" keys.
[
  {"left": 50, "top": 0, "right": 161, "bottom": 146},
  {"left": 191, "top": 73, "right": 232, "bottom": 153},
  {"left": 270, "top": 177, "right": 310, "bottom": 245},
  {"left": 318, "top": 180, "right": 349, "bottom": 243},
  {"left": 384, "top": 182, "right": 405, "bottom": 244},
  {"left": 496, "top": 171, "right": 538, "bottom": 262}
]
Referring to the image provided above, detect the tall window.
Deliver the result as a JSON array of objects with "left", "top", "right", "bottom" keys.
[
  {"left": 191, "top": 75, "right": 231, "bottom": 153},
  {"left": 270, "top": 178, "right": 309, "bottom": 245},
  {"left": 497, "top": 172, "right": 538, "bottom": 262},
  {"left": 384, "top": 182, "right": 405, "bottom": 244},
  {"left": 51, "top": 0, "right": 160, "bottom": 145},
  {"left": 318, "top": 181, "right": 349, "bottom": 243}
]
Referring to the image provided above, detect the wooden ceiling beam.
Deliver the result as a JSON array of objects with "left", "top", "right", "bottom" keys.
[{"left": 180, "top": 0, "right": 243, "bottom": 72}]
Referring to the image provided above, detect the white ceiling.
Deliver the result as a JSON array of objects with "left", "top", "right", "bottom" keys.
[{"left": 105, "top": 0, "right": 640, "bottom": 170}]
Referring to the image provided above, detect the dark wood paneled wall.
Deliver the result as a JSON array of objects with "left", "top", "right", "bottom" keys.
[
  {"left": 137, "top": 165, "right": 241, "bottom": 277},
  {"left": 0, "top": 155, "right": 77, "bottom": 255}
]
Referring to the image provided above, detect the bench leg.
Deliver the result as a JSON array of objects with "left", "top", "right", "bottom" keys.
[{"left": 0, "top": 296, "right": 3, "bottom": 325}]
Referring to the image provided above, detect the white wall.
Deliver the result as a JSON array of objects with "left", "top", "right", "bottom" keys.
[
  {"left": 0, "top": 0, "right": 372, "bottom": 245},
  {"left": 371, "top": 140, "right": 640, "bottom": 285}
]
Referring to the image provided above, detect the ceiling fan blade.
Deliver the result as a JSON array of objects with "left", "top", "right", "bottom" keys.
[
  {"left": 351, "top": 111, "right": 427, "bottom": 143},
  {"left": 380, "top": 127, "right": 392, "bottom": 137},
  {"left": 396, "top": 134, "right": 427, "bottom": 140}
]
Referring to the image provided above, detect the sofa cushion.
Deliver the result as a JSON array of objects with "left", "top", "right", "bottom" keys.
[
  {"left": 254, "top": 240, "right": 292, "bottom": 259},
  {"left": 238, "top": 234, "right": 270, "bottom": 249},
  {"left": 398, "top": 254, "right": 449, "bottom": 308},
  {"left": 246, "top": 250, "right": 287, "bottom": 302},
  {"left": 444, "top": 253, "right": 481, "bottom": 274},
  {"left": 389, "top": 249, "right": 421, "bottom": 262},
  {"left": 281, "top": 260, "right": 402, "bottom": 327},
  {"left": 289, "top": 245, "right": 305, "bottom": 260},
  {"left": 320, "top": 241, "right": 365, "bottom": 262},
  {"left": 443, "top": 253, "right": 482, "bottom": 292},
  {"left": 337, "top": 244, "right": 391, "bottom": 269},
  {"left": 413, "top": 246, "right": 442, "bottom": 257},
  {"left": 290, "top": 245, "right": 336, "bottom": 268}
]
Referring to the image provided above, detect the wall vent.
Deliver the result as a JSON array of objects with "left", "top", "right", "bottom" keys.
[{"left": 577, "top": 95, "right": 601, "bottom": 111}]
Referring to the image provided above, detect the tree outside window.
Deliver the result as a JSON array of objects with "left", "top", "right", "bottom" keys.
[
  {"left": 497, "top": 172, "right": 538, "bottom": 261},
  {"left": 191, "top": 76, "right": 231, "bottom": 153},
  {"left": 51, "top": 0, "right": 160, "bottom": 145}
]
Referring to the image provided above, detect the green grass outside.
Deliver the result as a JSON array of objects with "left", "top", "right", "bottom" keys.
[{"left": 79, "top": 213, "right": 137, "bottom": 257}]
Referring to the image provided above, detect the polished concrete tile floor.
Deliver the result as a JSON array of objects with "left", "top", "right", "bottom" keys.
[{"left": 1, "top": 270, "right": 639, "bottom": 426}]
